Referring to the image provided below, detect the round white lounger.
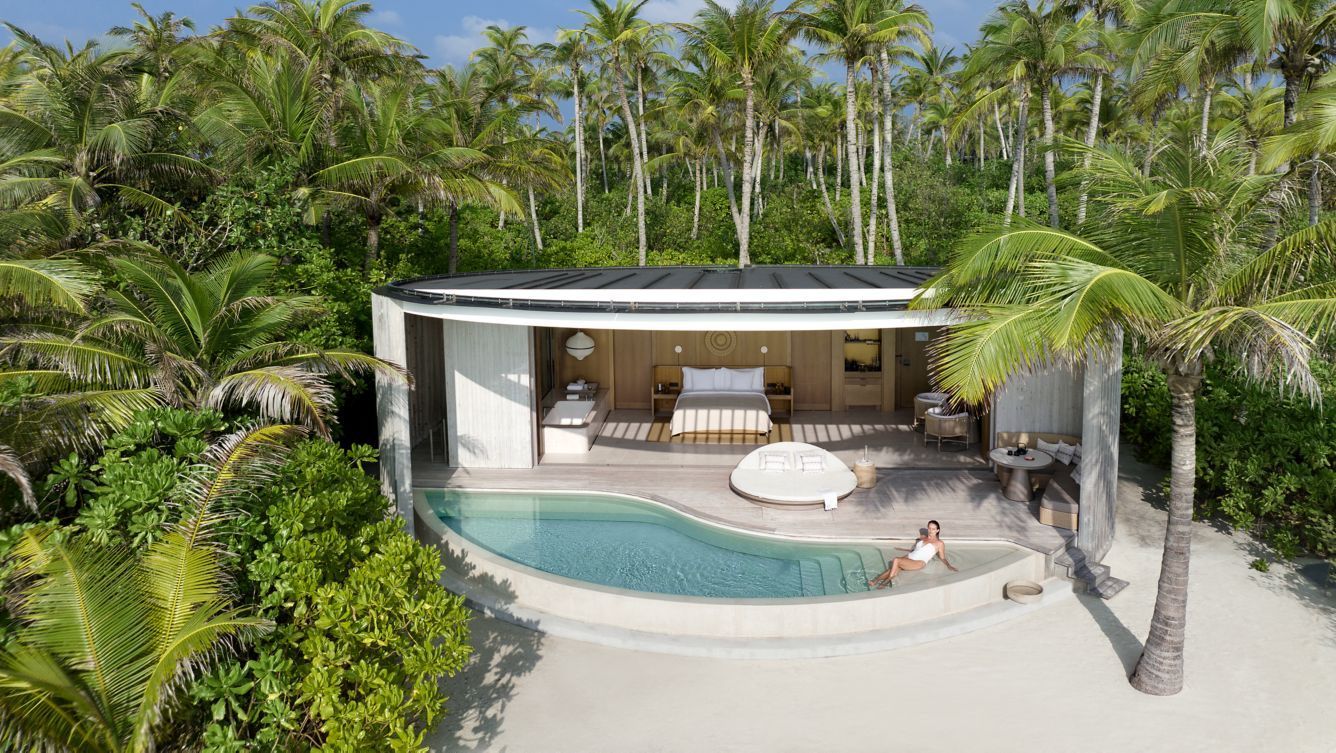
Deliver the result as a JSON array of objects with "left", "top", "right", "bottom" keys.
[{"left": 729, "top": 442, "right": 858, "bottom": 510}]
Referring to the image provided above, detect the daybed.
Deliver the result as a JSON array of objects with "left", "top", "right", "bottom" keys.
[{"left": 729, "top": 442, "right": 857, "bottom": 510}]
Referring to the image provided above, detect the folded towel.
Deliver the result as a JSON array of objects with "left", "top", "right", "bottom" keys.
[
  {"left": 760, "top": 451, "right": 790, "bottom": 472},
  {"left": 566, "top": 382, "right": 584, "bottom": 391},
  {"left": 799, "top": 453, "right": 825, "bottom": 473},
  {"left": 823, "top": 492, "right": 839, "bottom": 511}
]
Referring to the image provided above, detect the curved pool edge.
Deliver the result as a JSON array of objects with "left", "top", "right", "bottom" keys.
[{"left": 414, "top": 489, "right": 1061, "bottom": 648}]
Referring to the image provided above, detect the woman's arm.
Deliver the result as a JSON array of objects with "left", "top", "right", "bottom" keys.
[{"left": 939, "top": 543, "right": 958, "bottom": 571}]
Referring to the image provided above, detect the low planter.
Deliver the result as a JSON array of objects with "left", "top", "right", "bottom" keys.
[{"left": 1005, "top": 580, "right": 1044, "bottom": 604}]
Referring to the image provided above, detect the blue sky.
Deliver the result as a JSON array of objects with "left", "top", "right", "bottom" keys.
[{"left": 2, "top": 1, "right": 991, "bottom": 67}]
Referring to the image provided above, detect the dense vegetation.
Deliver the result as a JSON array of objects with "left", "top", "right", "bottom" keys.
[
  {"left": 1122, "top": 356, "right": 1336, "bottom": 559},
  {"left": 0, "top": 0, "right": 1332, "bottom": 741}
]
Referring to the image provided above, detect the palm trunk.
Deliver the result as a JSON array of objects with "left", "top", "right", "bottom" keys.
[
  {"left": 1077, "top": 72, "right": 1104, "bottom": 225},
  {"left": 1309, "top": 159, "right": 1322, "bottom": 226},
  {"left": 1041, "top": 83, "right": 1059, "bottom": 228},
  {"left": 598, "top": 126, "right": 609, "bottom": 193},
  {"left": 573, "top": 69, "right": 586, "bottom": 233},
  {"left": 448, "top": 201, "right": 460, "bottom": 274},
  {"left": 713, "top": 128, "right": 745, "bottom": 251},
  {"left": 637, "top": 66, "right": 652, "bottom": 200},
  {"left": 364, "top": 213, "right": 380, "bottom": 274},
  {"left": 1283, "top": 72, "right": 1300, "bottom": 127},
  {"left": 613, "top": 58, "right": 647, "bottom": 266},
  {"left": 1198, "top": 84, "right": 1213, "bottom": 154},
  {"left": 879, "top": 49, "right": 904, "bottom": 265},
  {"left": 835, "top": 137, "right": 843, "bottom": 202},
  {"left": 866, "top": 105, "right": 882, "bottom": 265},
  {"left": 844, "top": 60, "right": 866, "bottom": 265},
  {"left": 1005, "top": 87, "right": 1030, "bottom": 225},
  {"left": 528, "top": 185, "right": 543, "bottom": 252},
  {"left": 816, "top": 143, "right": 845, "bottom": 247},
  {"left": 994, "top": 99, "right": 1010, "bottom": 161},
  {"left": 692, "top": 157, "right": 702, "bottom": 240},
  {"left": 1131, "top": 371, "right": 1201, "bottom": 696}
]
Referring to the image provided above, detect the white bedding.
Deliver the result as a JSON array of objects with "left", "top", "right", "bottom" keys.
[{"left": 670, "top": 391, "right": 772, "bottom": 436}]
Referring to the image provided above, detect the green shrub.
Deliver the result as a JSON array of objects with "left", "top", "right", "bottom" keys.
[
  {"left": 200, "top": 440, "right": 471, "bottom": 752},
  {"left": 1122, "top": 354, "right": 1336, "bottom": 557}
]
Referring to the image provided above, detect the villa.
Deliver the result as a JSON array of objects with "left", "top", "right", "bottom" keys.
[{"left": 371, "top": 265, "right": 1126, "bottom": 654}]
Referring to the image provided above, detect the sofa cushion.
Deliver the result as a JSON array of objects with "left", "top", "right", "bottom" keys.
[{"left": 1040, "top": 466, "right": 1080, "bottom": 513}]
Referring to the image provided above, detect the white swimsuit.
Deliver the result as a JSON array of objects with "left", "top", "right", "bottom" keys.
[{"left": 908, "top": 539, "right": 939, "bottom": 563}]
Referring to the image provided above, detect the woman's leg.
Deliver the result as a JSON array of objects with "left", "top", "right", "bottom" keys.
[{"left": 871, "top": 557, "right": 907, "bottom": 588}]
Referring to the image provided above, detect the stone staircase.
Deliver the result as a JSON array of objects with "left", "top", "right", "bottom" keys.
[{"left": 1056, "top": 545, "right": 1128, "bottom": 600}]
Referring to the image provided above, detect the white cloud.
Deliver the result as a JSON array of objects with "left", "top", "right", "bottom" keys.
[
  {"left": 433, "top": 16, "right": 556, "bottom": 63},
  {"left": 369, "top": 10, "right": 402, "bottom": 27},
  {"left": 641, "top": 0, "right": 740, "bottom": 24}
]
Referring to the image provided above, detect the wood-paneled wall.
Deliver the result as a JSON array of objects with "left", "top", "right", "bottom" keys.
[
  {"left": 404, "top": 314, "right": 445, "bottom": 447},
  {"left": 650, "top": 331, "right": 791, "bottom": 367},
  {"left": 551, "top": 328, "right": 615, "bottom": 394},
  {"left": 792, "top": 330, "right": 832, "bottom": 410},
  {"left": 613, "top": 330, "right": 651, "bottom": 409}
]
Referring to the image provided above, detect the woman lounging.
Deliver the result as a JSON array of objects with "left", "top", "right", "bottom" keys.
[{"left": 868, "top": 520, "right": 957, "bottom": 589}]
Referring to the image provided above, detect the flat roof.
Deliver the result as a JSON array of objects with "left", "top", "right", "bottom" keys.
[{"left": 381, "top": 265, "right": 941, "bottom": 314}]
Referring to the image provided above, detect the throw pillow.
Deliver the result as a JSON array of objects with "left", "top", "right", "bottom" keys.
[
  {"left": 1070, "top": 460, "right": 1083, "bottom": 485},
  {"left": 1055, "top": 440, "right": 1076, "bottom": 465},
  {"left": 1036, "top": 438, "right": 1061, "bottom": 457}
]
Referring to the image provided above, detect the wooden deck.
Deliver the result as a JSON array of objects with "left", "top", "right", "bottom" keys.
[{"left": 412, "top": 459, "right": 1073, "bottom": 557}]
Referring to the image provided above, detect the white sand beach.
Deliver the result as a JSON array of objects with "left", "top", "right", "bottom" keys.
[{"left": 430, "top": 453, "right": 1336, "bottom": 753}]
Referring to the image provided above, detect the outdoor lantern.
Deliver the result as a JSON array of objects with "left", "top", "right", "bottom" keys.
[{"left": 565, "top": 330, "right": 596, "bottom": 360}]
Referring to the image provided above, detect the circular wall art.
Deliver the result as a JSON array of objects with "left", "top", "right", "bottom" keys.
[{"left": 704, "top": 330, "right": 737, "bottom": 357}]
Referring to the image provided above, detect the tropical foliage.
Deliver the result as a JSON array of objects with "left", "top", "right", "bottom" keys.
[{"left": 0, "top": 0, "right": 1332, "bottom": 740}]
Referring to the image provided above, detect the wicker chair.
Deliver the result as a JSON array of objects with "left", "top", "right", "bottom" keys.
[
  {"left": 913, "top": 392, "right": 950, "bottom": 428},
  {"left": 924, "top": 407, "right": 971, "bottom": 450}
]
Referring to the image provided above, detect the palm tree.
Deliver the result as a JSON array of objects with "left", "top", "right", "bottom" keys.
[
  {"left": 108, "top": 2, "right": 197, "bottom": 82},
  {"left": 0, "top": 423, "right": 297, "bottom": 750},
  {"left": 916, "top": 132, "right": 1336, "bottom": 696},
  {"left": 582, "top": 0, "right": 654, "bottom": 266},
  {"left": 547, "top": 30, "right": 595, "bottom": 233},
  {"left": 800, "top": 0, "right": 929, "bottom": 264},
  {"left": 874, "top": 3, "right": 933, "bottom": 265},
  {"left": 0, "top": 252, "right": 403, "bottom": 463},
  {"left": 0, "top": 26, "right": 210, "bottom": 249},
  {"left": 679, "top": 0, "right": 795, "bottom": 268},
  {"left": 969, "top": 1, "right": 1102, "bottom": 229}
]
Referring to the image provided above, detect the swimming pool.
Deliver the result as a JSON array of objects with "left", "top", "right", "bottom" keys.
[{"left": 425, "top": 489, "right": 1023, "bottom": 599}]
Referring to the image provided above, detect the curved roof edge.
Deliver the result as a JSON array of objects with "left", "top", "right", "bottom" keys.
[{"left": 379, "top": 264, "right": 942, "bottom": 314}]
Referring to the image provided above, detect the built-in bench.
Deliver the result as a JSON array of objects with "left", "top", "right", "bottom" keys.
[
  {"left": 994, "top": 431, "right": 1082, "bottom": 530},
  {"left": 541, "top": 389, "right": 610, "bottom": 454}
]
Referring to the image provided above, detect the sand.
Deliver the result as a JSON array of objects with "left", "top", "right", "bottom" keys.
[{"left": 428, "top": 453, "right": 1336, "bottom": 753}]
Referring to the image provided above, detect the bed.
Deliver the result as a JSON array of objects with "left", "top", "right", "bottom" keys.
[{"left": 670, "top": 366, "right": 772, "bottom": 436}]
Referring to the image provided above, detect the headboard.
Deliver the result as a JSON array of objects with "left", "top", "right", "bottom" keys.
[{"left": 652, "top": 365, "right": 792, "bottom": 392}]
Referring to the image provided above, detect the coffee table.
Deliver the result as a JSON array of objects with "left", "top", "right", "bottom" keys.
[{"left": 989, "top": 447, "right": 1054, "bottom": 502}]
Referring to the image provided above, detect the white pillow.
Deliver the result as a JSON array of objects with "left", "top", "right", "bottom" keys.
[
  {"left": 725, "top": 368, "right": 752, "bottom": 392},
  {"left": 682, "top": 367, "right": 713, "bottom": 392},
  {"left": 1055, "top": 441, "right": 1076, "bottom": 465},
  {"left": 1070, "top": 460, "right": 1083, "bottom": 485},
  {"left": 760, "top": 451, "right": 790, "bottom": 472},
  {"left": 798, "top": 453, "right": 825, "bottom": 473},
  {"left": 1073, "top": 443, "right": 1083, "bottom": 460},
  {"left": 1036, "top": 438, "right": 1061, "bottom": 457}
]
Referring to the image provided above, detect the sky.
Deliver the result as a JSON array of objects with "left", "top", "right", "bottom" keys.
[{"left": 0, "top": 0, "right": 993, "bottom": 68}]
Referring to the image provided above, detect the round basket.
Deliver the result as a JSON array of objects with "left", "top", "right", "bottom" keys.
[{"left": 1005, "top": 580, "right": 1044, "bottom": 604}]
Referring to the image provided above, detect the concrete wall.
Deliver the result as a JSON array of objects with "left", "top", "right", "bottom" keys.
[
  {"left": 992, "top": 362, "right": 1086, "bottom": 438},
  {"left": 443, "top": 320, "right": 537, "bottom": 468},
  {"left": 991, "top": 347, "right": 1123, "bottom": 563},
  {"left": 1077, "top": 334, "right": 1123, "bottom": 561},
  {"left": 372, "top": 294, "right": 414, "bottom": 533}
]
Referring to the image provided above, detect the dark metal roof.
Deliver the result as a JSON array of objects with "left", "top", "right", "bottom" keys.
[{"left": 391, "top": 264, "right": 938, "bottom": 293}]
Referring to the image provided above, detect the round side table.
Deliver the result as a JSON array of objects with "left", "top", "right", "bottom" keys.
[
  {"left": 853, "top": 461, "right": 877, "bottom": 489},
  {"left": 988, "top": 448, "right": 1054, "bottom": 502}
]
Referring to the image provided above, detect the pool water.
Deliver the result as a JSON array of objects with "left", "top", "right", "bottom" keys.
[{"left": 426, "top": 489, "right": 1017, "bottom": 599}]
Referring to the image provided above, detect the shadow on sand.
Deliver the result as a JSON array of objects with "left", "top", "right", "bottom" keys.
[{"left": 421, "top": 517, "right": 545, "bottom": 753}]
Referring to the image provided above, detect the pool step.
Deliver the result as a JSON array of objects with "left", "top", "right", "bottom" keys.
[
  {"left": 798, "top": 560, "right": 823, "bottom": 597},
  {"left": 809, "top": 554, "right": 846, "bottom": 596}
]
